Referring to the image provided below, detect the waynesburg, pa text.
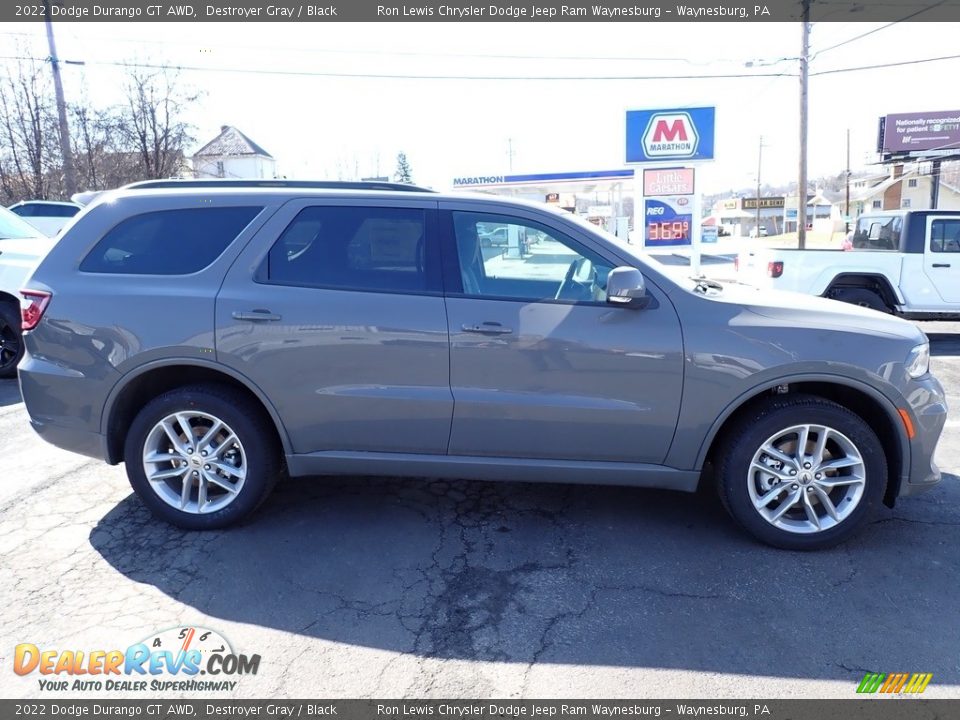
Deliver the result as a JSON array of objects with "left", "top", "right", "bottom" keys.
[{"left": 375, "top": 4, "right": 769, "bottom": 18}]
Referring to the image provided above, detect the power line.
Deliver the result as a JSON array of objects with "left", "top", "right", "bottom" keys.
[
  {"left": 0, "top": 32, "right": 754, "bottom": 66},
  {"left": 811, "top": 2, "right": 946, "bottom": 57},
  {"left": 810, "top": 53, "right": 960, "bottom": 76},
  {"left": 0, "top": 55, "right": 795, "bottom": 81},
  {"left": 2, "top": 51, "right": 958, "bottom": 82}
]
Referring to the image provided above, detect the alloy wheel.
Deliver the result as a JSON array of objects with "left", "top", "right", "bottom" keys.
[
  {"left": 747, "top": 424, "right": 866, "bottom": 534},
  {"left": 141, "top": 411, "right": 247, "bottom": 514}
]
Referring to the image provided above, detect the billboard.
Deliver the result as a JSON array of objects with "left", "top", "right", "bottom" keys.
[
  {"left": 626, "top": 107, "right": 715, "bottom": 163},
  {"left": 879, "top": 111, "right": 960, "bottom": 155}
]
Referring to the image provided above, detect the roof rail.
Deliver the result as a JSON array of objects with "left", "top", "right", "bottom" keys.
[{"left": 122, "top": 179, "right": 435, "bottom": 193}]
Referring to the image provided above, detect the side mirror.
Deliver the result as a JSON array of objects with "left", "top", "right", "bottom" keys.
[{"left": 606, "top": 266, "right": 650, "bottom": 309}]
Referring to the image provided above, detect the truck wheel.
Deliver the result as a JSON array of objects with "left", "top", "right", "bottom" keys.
[
  {"left": 0, "top": 303, "right": 24, "bottom": 379},
  {"left": 123, "top": 384, "right": 283, "bottom": 530},
  {"left": 829, "top": 287, "right": 891, "bottom": 313},
  {"left": 716, "top": 394, "right": 886, "bottom": 550}
]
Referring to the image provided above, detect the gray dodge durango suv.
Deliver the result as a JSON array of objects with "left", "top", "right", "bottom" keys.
[{"left": 18, "top": 181, "right": 947, "bottom": 549}]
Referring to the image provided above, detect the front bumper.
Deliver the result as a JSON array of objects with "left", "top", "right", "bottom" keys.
[{"left": 899, "top": 372, "right": 948, "bottom": 496}]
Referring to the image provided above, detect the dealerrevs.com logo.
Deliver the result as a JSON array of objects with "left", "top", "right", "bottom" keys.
[{"left": 13, "top": 626, "right": 261, "bottom": 692}]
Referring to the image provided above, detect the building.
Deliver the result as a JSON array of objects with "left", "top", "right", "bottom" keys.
[
  {"left": 710, "top": 191, "right": 843, "bottom": 236},
  {"left": 849, "top": 164, "right": 960, "bottom": 216},
  {"left": 191, "top": 126, "right": 276, "bottom": 180},
  {"left": 783, "top": 190, "right": 843, "bottom": 234}
]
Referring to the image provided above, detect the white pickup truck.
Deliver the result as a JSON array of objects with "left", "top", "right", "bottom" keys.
[{"left": 737, "top": 209, "right": 960, "bottom": 318}]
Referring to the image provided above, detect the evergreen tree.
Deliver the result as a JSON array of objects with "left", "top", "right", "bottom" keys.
[{"left": 394, "top": 152, "right": 413, "bottom": 184}]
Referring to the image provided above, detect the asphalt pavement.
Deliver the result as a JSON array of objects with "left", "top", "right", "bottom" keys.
[{"left": 0, "top": 325, "right": 957, "bottom": 699}]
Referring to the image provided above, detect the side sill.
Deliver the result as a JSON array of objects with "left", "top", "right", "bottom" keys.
[{"left": 285, "top": 451, "right": 701, "bottom": 492}]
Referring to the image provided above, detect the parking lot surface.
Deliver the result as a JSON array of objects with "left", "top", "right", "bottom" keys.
[{"left": 1, "top": 325, "right": 958, "bottom": 699}]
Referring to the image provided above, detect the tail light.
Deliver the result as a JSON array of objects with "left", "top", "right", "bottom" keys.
[
  {"left": 20, "top": 290, "right": 51, "bottom": 331},
  {"left": 734, "top": 256, "right": 739, "bottom": 271},
  {"left": 767, "top": 261, "right": 784, "bottom": 279}
]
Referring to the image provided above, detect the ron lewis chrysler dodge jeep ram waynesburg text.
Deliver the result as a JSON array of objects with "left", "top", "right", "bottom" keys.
[{"left": 17, "top": 181, "right": 947, "bottom": 549}]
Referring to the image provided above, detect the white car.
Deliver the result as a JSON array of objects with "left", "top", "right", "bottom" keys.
[
  {"left": 8, "top": 200, "right": 82, "bottom": 237},
  {"left": 0, "top": 207, "right": 51, "bottom": 377}
]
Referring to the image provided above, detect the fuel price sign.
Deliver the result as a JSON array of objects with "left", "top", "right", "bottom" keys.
[{"left": 644, "top": 198, "right": 693, "bottom": 247}]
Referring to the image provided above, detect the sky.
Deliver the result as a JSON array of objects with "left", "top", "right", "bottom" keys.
[{"left": 1, "top": 20, "right": 957, "bottom": 195}]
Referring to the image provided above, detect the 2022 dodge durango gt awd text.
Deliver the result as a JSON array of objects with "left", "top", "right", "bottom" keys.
[{"left": 17, "top": 181, "right": 947, "bottom": 550}]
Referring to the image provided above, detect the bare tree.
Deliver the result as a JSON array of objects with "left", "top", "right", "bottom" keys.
[
  {"left": 0, "top": 56, "right": 59, "bottom": 203},
  {"left": 70, "top": 100, "right": 141, "bottom": 191},
  {"left": 0, "top": 57, "right": 201, "bottom": 202},
  {"left": 119, "top": 64, "right": 198, "bottom": 180}
]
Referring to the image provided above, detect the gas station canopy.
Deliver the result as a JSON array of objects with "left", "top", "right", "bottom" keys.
[{"left": 450, "top": 169, "right": 635, "bottom": 196}]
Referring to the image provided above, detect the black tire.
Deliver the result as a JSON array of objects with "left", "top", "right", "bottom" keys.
[
  {"left": 0, "top": 302, "right": 24, "bottom": 379},
  {"left": 829, "top": 287, "right": 891, "bottom": 314},
  {"left": 123, "top": 384, "right": 283, "bottom": 530},
  {"left": 716, "top": 394, "right": 887, "bottom": 550}
]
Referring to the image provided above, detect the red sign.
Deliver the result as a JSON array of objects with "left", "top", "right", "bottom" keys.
[{"left": 643, "top": 168, "right": 695, "bottom": 196}]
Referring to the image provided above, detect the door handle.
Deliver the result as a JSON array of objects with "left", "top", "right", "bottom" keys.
[
  {"left": 233, "top": 310, "right": 282, "bottom": 322},
  {"left": 462, "top": 322, "right": 513, "bottom": 335},
  {"left": 931, "top": 263, "right": 951, "bottom": 268}
]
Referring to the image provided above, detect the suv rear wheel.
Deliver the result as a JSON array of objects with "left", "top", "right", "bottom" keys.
[
  {"left": 717, "top": 395, "right": 887, "bottom": 550},
  {"left": 123, "top": 384, "right": 282, "bottom": 529}
]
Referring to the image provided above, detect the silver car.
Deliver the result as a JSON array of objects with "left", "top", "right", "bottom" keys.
[{"left": 18, "top": 180, "right": 947, "bottom": 549}]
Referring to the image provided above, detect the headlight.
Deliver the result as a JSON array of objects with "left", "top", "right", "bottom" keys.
[{"left": 905, "top": 342, "right": 930, "bottom": 379}]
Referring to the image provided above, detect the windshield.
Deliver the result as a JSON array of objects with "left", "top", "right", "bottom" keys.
[
  {"left": 0, "top": 206, "right": 43, "bottom": 240},
  {"left": 558, "top": 209, "right": 707, "bottom": 291}
]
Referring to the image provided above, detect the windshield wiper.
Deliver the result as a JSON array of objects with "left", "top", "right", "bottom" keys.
[{"left": 691, "top": 277, "right": 724, "bottom": 293}]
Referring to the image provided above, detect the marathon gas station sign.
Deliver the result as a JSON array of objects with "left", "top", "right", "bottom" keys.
[
  {"left": 625, "top": 107, "right": 715, "bottom": 163},
  {"left": 626, "top": 106, "right": 715, "bottom": 260}
]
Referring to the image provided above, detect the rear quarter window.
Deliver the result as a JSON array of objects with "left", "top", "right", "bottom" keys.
[
  {"left": 45, "top": 205, "right": 81, "bottom": 217},
  {"left": 80, "top": 207, "right": 262, "bottom": 275},
  {"left": 852, "top": 215, "right": 901, "bottom": 250}
]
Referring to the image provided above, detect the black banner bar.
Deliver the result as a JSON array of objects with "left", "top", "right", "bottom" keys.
[
  {"left": 5, "top": 0, "right": 960, "bottom": 23},
  {"left": 1, "top": 700, "right": 958, "bottom": 720}
]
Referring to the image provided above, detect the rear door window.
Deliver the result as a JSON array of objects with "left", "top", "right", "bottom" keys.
[
  {"left": 80, "top": 207, "right": 262, "bottom": 275},
  {"left": 262, "top": 206, "right": 439, "bottom": 294},
  {"left": 930, "top": 219, "right": 960, "bottom": 253}
]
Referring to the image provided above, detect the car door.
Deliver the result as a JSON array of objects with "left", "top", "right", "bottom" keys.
[
  {"left": 923, "top": 216, "right": 960, "bottom": 303},
  {"left": 215, "top": 197, "right": 453, "bottom": 455},
  {"left": 440, "top": 202, "right": 684, "bottom": 465}
]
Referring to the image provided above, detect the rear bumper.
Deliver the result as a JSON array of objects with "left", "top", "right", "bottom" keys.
[
  {"left": 28, "top": 417, "right": 108, "bottom": 462},
  {"left": 19, "top": 352, "right": 112, "bottom": 463}
]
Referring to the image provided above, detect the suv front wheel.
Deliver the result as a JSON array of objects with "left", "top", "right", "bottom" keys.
[
  {"left": 717, "top": 395, "right": 887, "bottom": 550},
  {"left": 123, "top": 384, "right": 282, "bottom": 529}
]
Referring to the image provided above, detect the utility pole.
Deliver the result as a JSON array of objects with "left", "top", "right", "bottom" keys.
[
  {"left": 797, "top": 5, "right": 810, "bottom": 249},
  {"left": 931, "top": 158, "right": 942, "bottom": 209},
  {"left": 756, "top": 135, "right": 763, "bottom": 238},
  {"left": 845, "top": 128, "right": 851, "bottom": 231},
  {"left": 43, "top": 0, "right": 77, "bottom": 197}
]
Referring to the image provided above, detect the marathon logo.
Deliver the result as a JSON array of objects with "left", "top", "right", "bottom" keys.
[
  {"left": 642, "top": 112, "right": 700, "bottom": 158},
  {"left": 453, "top": 176, "right": 505, "bottom": 186}
]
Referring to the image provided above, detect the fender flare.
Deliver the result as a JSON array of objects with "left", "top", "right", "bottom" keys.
[
  {"left": 100, "top": 357, "right": 294, "bottom": 460},
  {"left": 821, "top": 272, "right": 904, "bottom": 307},
  {"left": 693, "top": 371, "right": 910, "bottom": 475}
]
